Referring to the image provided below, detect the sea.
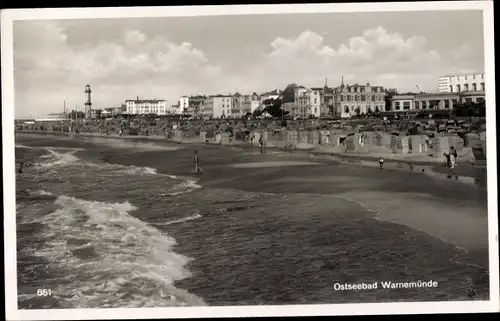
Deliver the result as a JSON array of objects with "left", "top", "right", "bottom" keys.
[{"left": 14, "top": 135, "right": 490, "bottom": 309}]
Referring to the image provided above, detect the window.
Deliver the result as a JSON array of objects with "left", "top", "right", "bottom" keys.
[
  {"left": 472, "top": 83, "right": 477, "bottom": 91},
  {"left": 395, "top": 102, "right": 400, "bottom": 110},
  {"left": 481, "top": 82, "right": 485, "bottom": 91},
  {"left": 347, "top": 95, "right": 351, "bottom": 102},
  {"left": 444, "top": 100, "right": 450, "bottom": 109},
  {"left": 465, "top": 98, "right": 472, "bottom": 103},
  {"left": 371, "top": 95, "right": 375, "bottom": 102},
  {"left": 341, "top": 95, "right": 345, "bottom": 102},
  {"left": 477, "top": 97, "right": 485, "bottom": 103},
  {"left": 403, "top": 102, "right": 410, "bottom": 110},
  {"left": 449, "top": 85, "right": 453, "bottom": 92},
  {"left": 464, "top": 84, "right": 469, "bottom": 91},
  {"left": 361, "top": 95, "right": 366, "bottom": 102},
  {"left": 457, "top": 84, "right": 461, "bottom": 92}
]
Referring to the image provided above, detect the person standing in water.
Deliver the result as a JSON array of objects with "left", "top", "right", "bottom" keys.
[
  {"left": 193, "top": 151, "right": 200, "bottom": 173},
  {"left": 17, "top": 162, "right": 24, "bottom": 175}
]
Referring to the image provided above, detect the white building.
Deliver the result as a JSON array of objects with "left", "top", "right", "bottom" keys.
[
  {"left": 179, "top": 96, "right": 189, "bottom": 113},
  {"left": 125, "top": 98, "right": 168, "bottom": 115},
  {"left": 292, "top": 86, "right": 321, "bottom": 118},
  {"left": 438, "top": 72, "right": 485, "bottom": 93},
  {"left": 201, "top": 95, "right": 232, "bottom": 119},
  {"left": 35, "top": 113, "right": 70, "bottom": 122},
  {"left": 391, "top": 95, "right": 416, "bottom": 112}
]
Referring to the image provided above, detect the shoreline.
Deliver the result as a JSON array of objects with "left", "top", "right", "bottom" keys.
[
  {"left": 15, "top": 130, "right": 487, "bottom": 184},
  {"left": 14, "top": 129, "right": 482, "bottom": 166}
]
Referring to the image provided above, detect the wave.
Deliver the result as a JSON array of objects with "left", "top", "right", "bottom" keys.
[
  {"left": 15, "top": 144, "right": 33, "bottom": 149},
  {"left": 161, "top": 179, "right": 202, "bottom": 196},
  {"left": 39, "top": 148, "right": 81, "bottom": 168},
  {"left": 122, "top": 165, "right": 158, "bottom": 176},
  {"left": 26, "top": 194, "right": 206, "bottom": 308},
  {"left": 153, "top": 213, "right": 203, "bottom": 226}
]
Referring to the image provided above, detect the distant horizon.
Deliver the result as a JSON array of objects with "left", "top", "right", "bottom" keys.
[{"left": 13, "top": 9, "right": 484, "bottom": 118}]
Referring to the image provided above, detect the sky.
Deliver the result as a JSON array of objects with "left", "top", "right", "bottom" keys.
[{"left": 13, "top": 10, "right": 484, "bottom": 118}]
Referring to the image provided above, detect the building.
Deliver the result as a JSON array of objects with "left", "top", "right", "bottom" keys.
[
  {"left": 289, "top": 86, "right": 322, "bottom": 118},
  {"left": 35, "top": 113, "right": 70, "bottom": 122},
  {"left": 260, "top": 89, "right": 282, "bottom": 101},
  {"left": 90, "top": 109, "right": 102, "bottom": 119},
  {"left": 391, "top": 95, "right": 416, "bottom": 112},
  {"left": 184, "top": 95, "right": 206, "bottom": 117},
  {"left": 387, "top": 91, "right": 485, "bottom": 113},
  {"left": 438, "top": 72, "right": 485, "bottom": 93},
  {"left": 413, "top": 93, "right": 459, "bottom": 111},
  {"left": 231, "top": 92, "right": 244, "bottom": 117},
  {"left": 125, "top": 97, "right": 168, "bottom": 115},
  {"left": 333, "top": 81, "right": 386, "bottom": 118},
  {"left": 179, "top": 96, "right": 189, "bottom": 113},
  {"left": 459, "top": 91, "right": 485, "bottom": 104},
  {"left": 200, "top": 95, "right": 232, "bottom": 119}
]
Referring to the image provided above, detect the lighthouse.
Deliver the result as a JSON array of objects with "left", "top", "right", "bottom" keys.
[{"left": 84, "top": 84, "right": 92, "bottom": 119}]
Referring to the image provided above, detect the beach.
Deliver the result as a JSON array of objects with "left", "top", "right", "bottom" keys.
[{"left": 15, "top": 133, "right": 489, "bottom": 308}]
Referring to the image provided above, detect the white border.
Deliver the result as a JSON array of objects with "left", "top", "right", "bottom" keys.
[{"left": 2, "top": 2, "right": 498, "bottom": 319}]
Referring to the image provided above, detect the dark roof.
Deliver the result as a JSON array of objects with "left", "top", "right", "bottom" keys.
[
  {"left": 311, "top": 87, "right": 323, "bottom": 91},
  {"left": 125, "top": 99, "right": 165, "bottom": 103},
  {"left": 210, "top": 94, "right": 232, "bottom": 98},
  {"left": 233, "top": 92, "right": 242, "bottom": 97}
]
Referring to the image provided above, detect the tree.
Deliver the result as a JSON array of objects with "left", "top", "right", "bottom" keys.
[
  {"left": 245, "top": 112, "right": 252, "bottom": 118},
  {"left": 453, "top": 101, "right": 485, "bottom": 117},
  {"left": 282, "top": 83, "right": 300, "bottom": 103},
  {"left": 261, "top": 98, "right": 289, "bottom": 118},
  {"left": 252, "top": 108, "right": 263, "bottom": 118},
  {"left": 385, "top": 88, "right": 398, "bottom": 111}
]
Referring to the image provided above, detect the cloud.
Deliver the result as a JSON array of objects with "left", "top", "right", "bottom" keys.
[
  {"left": 13, "top": 22, "right": 484, "bottom": 118},
  {"left": 14, "top": 21, "right": 222, "bottom": 117},
  {"left": 242, "top": 27, "right": 482, "bottom": 92}
]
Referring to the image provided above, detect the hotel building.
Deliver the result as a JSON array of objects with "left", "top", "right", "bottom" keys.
[
  {"left": 125, "top": 97, "right": 168, "bottom": 115},
  {"left": 438, "top": 72, "right": 485, "bottom": 93},
  {"left": 179, "top": 96, "right": 189, "bottom": 113},
  {"left": 200, "top": 95, "right": 233, "bottom": 119},
  {"left": 333, "top": 82, "right": 386, "bottom": 118},
  {"left": 289, "top": 86, "right": 321, "bottom": 118}
]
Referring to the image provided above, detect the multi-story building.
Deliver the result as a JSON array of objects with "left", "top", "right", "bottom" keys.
[
  {"left": 200, "top": 95, "right": 232, "bottom": 119},
  {"left": 333, "top": 82, "right": 386, "bottom": 118},
  {"left": 179, "top": 96, "right": 189, "bottom": 113},
  {"left": 185, "top": 95, "right": 206, "bottom": 117},
  {"left": 290, "top": 86, "right": 321, "bottom": 118},
  {"left": 35, "top": 113, "right": 70, "bottom": 122},
  {"left": 125, "top": 97, "right": 168, "bottom": 115},
  {"left": 438, "top": 72, "right": 485, "bottom": 93},
  {"left": 231, "top": 92, "right": 244, "bottom": 117}
]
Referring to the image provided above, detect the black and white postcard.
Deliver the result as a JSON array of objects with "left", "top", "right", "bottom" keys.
[{"left": 2, "top": 1, "right": 498, "bottom": 319}]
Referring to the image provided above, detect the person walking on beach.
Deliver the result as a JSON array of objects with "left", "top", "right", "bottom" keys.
[
  {"left": 379, "top": 158, "right": 384, "bottom": 171},
  {"left": 259, "top": 136, "right": 265, "bottom": 155},
  {"left": 193, "top": 151, "right": 201, "bottom": 173},
  {"left": 450, "top": 146, "right": 458, "bottom": 169}
]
